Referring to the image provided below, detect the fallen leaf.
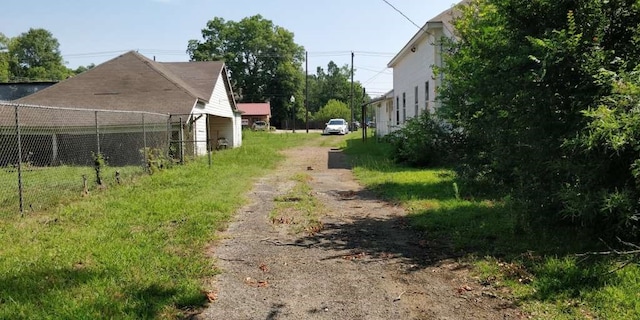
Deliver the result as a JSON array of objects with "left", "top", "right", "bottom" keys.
[
  {"left": 457, "top": 286, "right": 473, "bottom": 294},
  {"left": 259, "top": 263, "right": 269, "bottom": 273},
  {"left": 342, "top": 252, "right": 366, "bottom": 260},
  {"left": 204, "top": 291, "right": 218, "bottom": 302}
]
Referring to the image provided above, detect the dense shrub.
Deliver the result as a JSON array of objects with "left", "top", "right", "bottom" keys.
[
  {"left": 385, "top": 112, "right": 464, "bottom": 167},
  {"left": 437, "top": 0, "right": 640, "bottom": 237}
]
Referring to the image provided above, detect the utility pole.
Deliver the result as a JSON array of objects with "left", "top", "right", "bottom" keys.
[
  {"left": 361, "top": 88, "right": 366, "bottom": 142},
  {"left": 291, "top": 95, "right": 296, "bottom": 133},
  {"left": 305, "top": 51, "right": 309, "bottom": 133},
  {"left": 350, "top": 51, "right": 354, "bottom": 131}
]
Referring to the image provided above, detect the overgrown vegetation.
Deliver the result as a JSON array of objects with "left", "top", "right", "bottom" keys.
[
  {"left": 345, "top": 136, "right": 640, "bottom": 319},
  {"left": 0, "top": 131, "right": 309, "bottom": 319},
  {"left": 141, "top": 147, "right": 172, "bottom": 174},
  {"left": 385, "top": 0, "right": 640, "bottom": 241},
  {"left": 270, "top": 173, "right": 325, "bottom": 234},
  {"left": 313, "top": 99, "right": 351, "bottom": 124},
  {"left": 384, "top": 112, "right": 463, "bottom": 167},
  {"left": 92, "top": 152, "right": 106, "bottom": 186}
]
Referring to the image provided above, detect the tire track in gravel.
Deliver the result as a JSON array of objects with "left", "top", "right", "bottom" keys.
[{"left": 196, "top": 136, "right": 522, "bottom": 320}]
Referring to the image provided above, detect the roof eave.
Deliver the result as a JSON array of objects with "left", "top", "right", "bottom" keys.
[{"left": 388, "top": 22, "right": 444, "bottom": 68}]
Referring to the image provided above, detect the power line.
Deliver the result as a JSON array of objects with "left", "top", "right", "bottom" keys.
[
  {"left": 381, "top": 0, "right": 423, "bottom": 30},
  {"left": 355, "top": 66, "right": 393, "bottom": 74},
  {"left": 362, "top": 67, "right": 392, "bottom": 86}
]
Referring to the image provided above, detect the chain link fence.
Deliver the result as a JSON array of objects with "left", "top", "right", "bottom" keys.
[{"left": 0, "top": 102, "right": 171, "bottom": 215}]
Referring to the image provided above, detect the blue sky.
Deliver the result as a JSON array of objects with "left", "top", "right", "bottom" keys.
[{"left": 2, "top": 0, "right": 459, "bottom": 96}]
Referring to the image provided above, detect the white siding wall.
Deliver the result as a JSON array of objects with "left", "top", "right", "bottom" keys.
[
  {"left": 190, "top": 69, "right": 242, "bottom": 149},
  {"left": 193, "top": 112, "right": 208, "bottom": 155},
  {"left": 202, "top": 73, "right": 234, "bottom": 118},
  {"left": 373, "top": 98, "right": 394, "bottom": 137},
  {"left": 392, "top": 31, "right": 446, "bottom": 127},
  {"left": 232, "top": 113, "right": 242, "bottom": 147},
  {"left": 431, "top": 29, "right": 447, "bottom": 111}
]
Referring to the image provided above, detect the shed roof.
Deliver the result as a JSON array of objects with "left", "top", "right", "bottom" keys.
[{"left": 237, "top": 103, "right": 271, "bottom": 116}]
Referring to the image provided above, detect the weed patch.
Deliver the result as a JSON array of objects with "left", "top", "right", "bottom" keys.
[{"left": 271, "top": 172, "right": 325, "bottom": 234}]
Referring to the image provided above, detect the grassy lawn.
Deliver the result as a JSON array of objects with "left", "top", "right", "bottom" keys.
[
  {"left": 343, "top": 135, "right": 640, "bottom": 320},
  {"left": 0, "top": 130, "right": 310, "bottom": 319}
]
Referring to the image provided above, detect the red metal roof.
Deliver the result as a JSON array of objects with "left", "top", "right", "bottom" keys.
[{"left": 237, "top": 102, "right": 271, "bottom": 116}]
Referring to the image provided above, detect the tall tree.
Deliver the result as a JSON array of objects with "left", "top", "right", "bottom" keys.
[
  {"left": 315, "top": 99, "right": 351, "bottom": 124},
  {"left": 9, "top": 28, "right": 72, "bottom": 81},
  {"left": 187, "top": 15, "right": 305, "bottom": 127},
  {"left": 308, "top": 60, "right": 368, "bottom": 119},
  {"left": 74, "top": 63, "right": 95, "bottom": 74},
  {"left": 0, "top": 33, "right": 10, "bottom": 82}
]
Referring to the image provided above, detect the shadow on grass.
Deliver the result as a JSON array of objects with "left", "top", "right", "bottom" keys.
[
  {"left": 0, "top": 267, "right": 102, "bottom": 302},
  {"left": 0, "top": 267, "right": 204, "bottom": 318},
  {"left": 124, "top": 283, "right": 205, "bottom": 319},
  {"left": 0, "top": 267, "right": 104, "bottom": 317},
  {"left": 332, "top": 137, "right": 619, "bottom": 309},
  {"left": 368, "top": 181, "right": 457, "bottom": 202},
  {"left": 327, "top": 149, "right": 351, "bottom": 170}
]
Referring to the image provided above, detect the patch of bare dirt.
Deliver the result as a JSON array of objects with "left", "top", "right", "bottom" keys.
[{"left": 196, "top": 136, "right": 524, "bottom": 319}]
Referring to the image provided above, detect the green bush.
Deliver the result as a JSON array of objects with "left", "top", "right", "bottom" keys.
[{"left": 385, "top": 112, "right": 463, "bottom": 167}]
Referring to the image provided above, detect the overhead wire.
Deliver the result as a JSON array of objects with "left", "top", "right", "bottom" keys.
[{"left": 381, "top": 0, "right": 423, "bottom": 30}]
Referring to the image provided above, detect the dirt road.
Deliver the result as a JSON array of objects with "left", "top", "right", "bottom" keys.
[{"left": 196, "top": 135, "right": 522, "bottom": 319}]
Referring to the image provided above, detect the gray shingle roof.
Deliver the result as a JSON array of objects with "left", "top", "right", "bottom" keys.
[{"left": 15, "top": 51, "right": 225, "bottom": 115}]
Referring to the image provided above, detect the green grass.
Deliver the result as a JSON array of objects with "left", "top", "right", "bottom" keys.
[
  {"left": 0, "top": 165, "right": 144, "bottom": 214},
  {"left": 0, "top": 130, "right": 310, "bottom": 319},
  {"left": 343, "top": 136, "right": 640, "bottom": 320}
]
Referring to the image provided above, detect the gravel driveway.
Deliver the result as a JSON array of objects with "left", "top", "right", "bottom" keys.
[{"left": 196, "top": 135, "right": 523, "bottom": 320}]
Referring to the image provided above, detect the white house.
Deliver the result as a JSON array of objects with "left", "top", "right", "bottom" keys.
[
  {"left": 385, "top": 0, "right": 468, "bottom": 135},
  {"left": 370, "top": 90, "right": 394, "bottom": 137},
  {"left": 16, "top": 51, "right": 242, "bottom": 157}
]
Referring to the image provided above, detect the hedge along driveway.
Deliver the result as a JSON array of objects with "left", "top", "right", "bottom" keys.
[{"left": 0, "top": 131, "right": 310, "bottom": 319}]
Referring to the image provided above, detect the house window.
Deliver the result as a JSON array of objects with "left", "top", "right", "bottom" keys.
[
  {"left": 414, "top": 86, "right": 419, "bottom": 117},
  {"left": 425, "top": 81, "right": 430, "bottom": 112},
  {"left": 396, "top": 96, "right": 400, "bottom": 125},
  {"left": 402, "top": 92, "right": 406, "bottom": 123}
]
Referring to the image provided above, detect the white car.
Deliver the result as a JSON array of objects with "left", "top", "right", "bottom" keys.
[
  {"left": 323, "top": 118, "right": 349, "bottom": 135},
  {"left": 251, "top": 120, "right": 268, "bottom": 131}
]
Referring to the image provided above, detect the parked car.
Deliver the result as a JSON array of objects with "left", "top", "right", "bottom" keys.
[
  {"left": 323, "top": 118, "right": 349, "bottom": 135},
  {"left": 252, "top": 120, "right": 268, "bottom": 131}
]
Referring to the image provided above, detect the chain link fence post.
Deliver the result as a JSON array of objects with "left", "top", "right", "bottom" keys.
[
  {"left": 206, "top": 114, "right": 212, "bottom": 167},
  {"left": 179, "top": 117, "right": 184, "bottom": 165},
  {"left": 142, "top": 113, "right": 148, "bottom": 172},
  {"left": 14, "top": 105, "right": 24, "bottom": 216},
  {"left": 94, "top": 110, "right": 101, "bottom": 155}
]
